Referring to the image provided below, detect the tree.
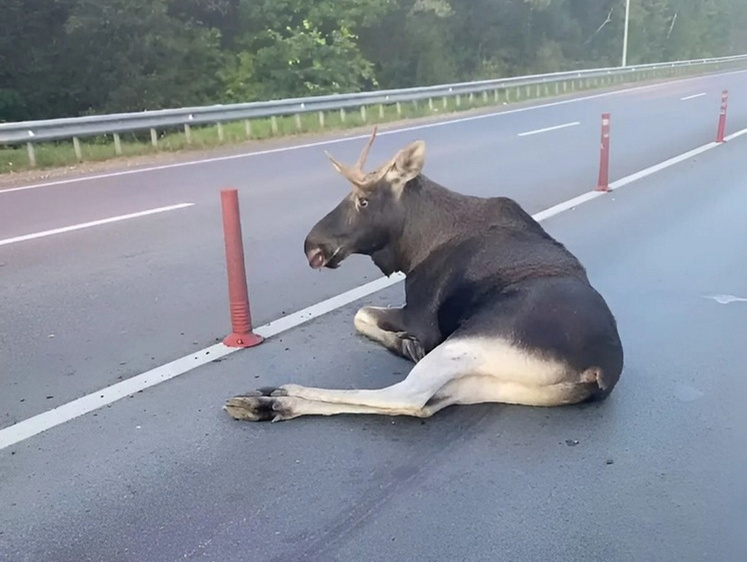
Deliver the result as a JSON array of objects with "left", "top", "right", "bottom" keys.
[
  {"left": 222, "top": 0, "right": 391, "bottom": 100},
  {"left": 0, "top": 0, "right": 73, "bottom": 121},
  {"left": 62, "top": 0, "right": 224, "bottom": 114},
  {"left": 2, "top": 0, "right": 745, "bottom": 121}
]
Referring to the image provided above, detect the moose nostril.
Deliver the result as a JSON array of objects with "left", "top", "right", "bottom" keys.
[{"left": 306, "top": 248, "right": 326, "bottom": 269}]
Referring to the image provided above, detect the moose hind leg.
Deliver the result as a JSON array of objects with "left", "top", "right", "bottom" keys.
[{"left": 354, "top": 306, "right": 425, "bottom": 362}]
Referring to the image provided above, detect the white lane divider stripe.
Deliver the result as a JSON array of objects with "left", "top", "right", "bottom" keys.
[
  {"left": 0, "top": 203, "right": 195, "bottom": 247},
  {"left": 518, "top": 122, "right": 580, "bottom": 137}
]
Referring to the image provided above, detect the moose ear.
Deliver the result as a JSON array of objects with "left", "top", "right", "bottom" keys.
[{"left": 391, "top": 140, "right": 425, "bottom": 184}]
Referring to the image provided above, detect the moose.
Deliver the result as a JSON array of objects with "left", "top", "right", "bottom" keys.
[{"left": 224, "top": 127, "right": 624, "bottom": 422}]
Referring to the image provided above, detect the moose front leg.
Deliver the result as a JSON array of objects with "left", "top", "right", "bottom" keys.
[
  {"left": 353, "top": 305, "right": 427, "bottom": 363},
  {"left": 223, "top": 337, "right": 489, "bottom": 423}
]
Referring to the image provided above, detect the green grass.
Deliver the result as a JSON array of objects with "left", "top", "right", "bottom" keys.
[{"left": 0, "top": 64, "right": 737, "bottom": 175}]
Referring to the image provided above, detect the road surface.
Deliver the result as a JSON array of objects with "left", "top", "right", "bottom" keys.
[{"left": 1, "top": 69, "right": 746, "bottom": 561}]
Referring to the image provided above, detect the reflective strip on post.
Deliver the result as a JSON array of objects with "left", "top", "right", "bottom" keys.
[{"left": 596, "top": 113, "right": 611, "bottom": 192}]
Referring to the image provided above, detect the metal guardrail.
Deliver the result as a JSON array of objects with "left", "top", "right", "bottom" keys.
[{"left": 2, "top": 54, "right": 746, "bottom": 161}]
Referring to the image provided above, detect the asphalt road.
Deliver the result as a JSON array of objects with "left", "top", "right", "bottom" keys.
[{"left": 1, "top": 69, "right": 747, "bottom": 561}]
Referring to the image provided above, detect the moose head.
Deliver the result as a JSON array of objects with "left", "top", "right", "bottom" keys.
[{"left": 303, "top": 127, "right": 426, "bottom": 274}]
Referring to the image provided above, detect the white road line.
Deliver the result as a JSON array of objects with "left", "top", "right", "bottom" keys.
[
  {"left": 0, "top": 274, "right": 405, "bottom": 452},
  {"left": 0, "top": 203, "right": 194, "bottom": 247},
  {"left": 3, "top": 68, "right": 747, "bottom": 196},
  {"left": 1, "top": 126, "right": 746, "bottom": 452},
  {"left": 681, "top": 92, "right": 707, "bottom": 100},
  {"left": 532, "top": 191, "right": 604, "bottom": 222},
  {"left": 518, "top": 122, "right": 580, "bottom": 137},
  {"left": 725, "top": 128, "right": 747, "bottom": 141},
  {"left": 607, "top": 142, "right": 719, "bottom": 191}
]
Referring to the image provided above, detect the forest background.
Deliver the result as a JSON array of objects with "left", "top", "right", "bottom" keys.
[{"left": 2, "top": 0, "right": 746, "bottom": 122}]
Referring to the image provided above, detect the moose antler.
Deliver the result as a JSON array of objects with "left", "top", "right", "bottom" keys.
[{"left": 325, "top": 126, "right": 379, "bottom": 187}]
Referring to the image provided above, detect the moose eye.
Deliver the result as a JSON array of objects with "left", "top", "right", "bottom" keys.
[{"left": 358, "top": 197, "right": 369, "bottom": 208}]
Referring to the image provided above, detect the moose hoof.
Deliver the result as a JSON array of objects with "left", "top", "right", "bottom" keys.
[
  {"left": 224, "top": 389, "right": 293, "bottom": 422},
  {"left": 399, "top": 335, "right": 426, "bottom": 363},
  {"left": 255, "top": 386, "right": 287, "bottom": 397}
]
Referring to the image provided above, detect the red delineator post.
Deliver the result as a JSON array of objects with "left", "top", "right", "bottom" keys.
[
  {"left": 716, "top": 90, "right": 729, "bottom": 143},
  {"left": 220, "top": 188, "right": 263, "bottom": 348},
  {"left": 596, "top": 113, "right": 611, "bottom": 192}
]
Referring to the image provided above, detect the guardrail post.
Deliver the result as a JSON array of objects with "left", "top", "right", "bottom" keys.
[
  {"left": 244, "top": 120, "right": 252, "bottom": 138},
  {"left": 340, "top": 108, "right": 346, "bottom": 123},
  {"left": 271, "top": 116, "right": 279, "bottom": 134},
  {"left": 596, "top": 113, "right": 612, "bottom": 192},
  {"left": 217, "top": 122, "right": 225, "bottom": 142},
  {"left": 184, "top": 124, "right": 192, "bottom": 144},
  {"left": 456, "top": 95, "right": 461, "bottom": 107},
  {"left": 482, "top": 91, "right": 488, "bottom": 103},
  {"left": 318, "top": 111, "right": 325, "bottom": 128},
  {"left": 396, "top": 102, "right": 401, "bottom": 116},
  {"left": 378, "top": 104, "right": 384, "bottom": 119},
  {"left": 360, "top": 106, "right": 367, "bottom": 122},
  {"left": 428, "top": 98, "right": 434, "bottom": 110},
  {"left": 26, "top": 143, "right": 36, "bottom": 167},
  {"left": 294, "top": 114, "right": 302, "bottom": 131},
  {"left": 150, "top": 128, "right": 158, "bottom": 148},
  {"left": 716, "top": 90, "right": 729, "bottom": 143},
  {"left": 220, "top": 188, "right": 263, "bottom": 349},
  {"left": 72, "top": 137, "right": 83, "bottom": 161},
  {"left": 442, "top": 97, "right": 448, "bottom": 109},
  {"left": 113, "top": 133, "right": 123, "bottom": 154}
]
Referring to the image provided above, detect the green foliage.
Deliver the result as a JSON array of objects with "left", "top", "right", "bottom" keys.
[
  {"left": 62, "top": 0, "right": 225, "bottom": 113},
  {"left": 1, "top": 0, "right": 745, "bottom": 122},
  {"left": 252, "top": 21, "right": 377, "bottom": 98}
]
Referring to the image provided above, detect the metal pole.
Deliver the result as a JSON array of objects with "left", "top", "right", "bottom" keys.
[{"left": 622, "top": 0, "right": 631, "bottom": 67}]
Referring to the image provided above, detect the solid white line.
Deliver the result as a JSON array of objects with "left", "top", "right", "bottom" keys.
[
  {"left": 531, "top": 191, "right": 605, "bottom": 222},
  {"left": 254, "top": 273, "right": 405, "bottom": 339},
  {"left": 725, "top": 128, "right": 747, "bottom": 141},
  {"left": 680, "top": 92, "right": 707, "bottom": 100},
  {"left": 0, "top": 342, "right": 238, "bottom": 451},
  {"left": 3, "top": 68, "right": 747, "bottom": 196},
  {"left": 518, "top": 122, "right": 580, "bottom": 137},
  {"left": 1, "top": 126, "right": 746, "bottom": 451},
  {"left": 607, "top": 142, "right": 719, "bottom": 191},
  {"left": 0, "top": 275, "right": 406, "bottom": 452},
  {"left": 0, "top": 203, "right": 194, "bottom": 247}
]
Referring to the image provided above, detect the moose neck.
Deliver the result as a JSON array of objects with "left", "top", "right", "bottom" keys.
[{"left": 374, "top": 175, "right": 469, "bottom": 276}]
